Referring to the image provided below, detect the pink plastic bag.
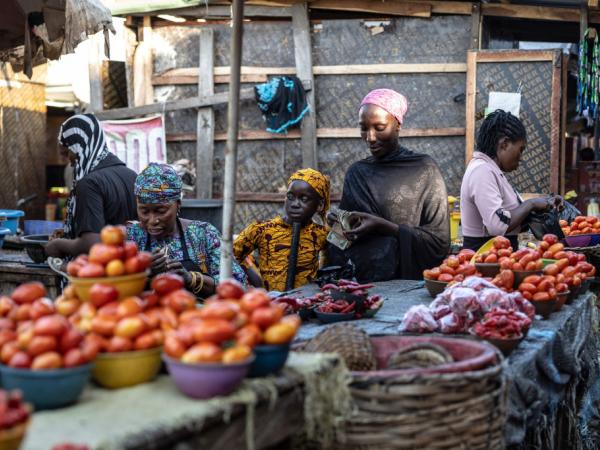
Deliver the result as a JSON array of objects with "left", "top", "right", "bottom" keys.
[{"left": 399, "top": 305, "right": 439, "bottom": 333}]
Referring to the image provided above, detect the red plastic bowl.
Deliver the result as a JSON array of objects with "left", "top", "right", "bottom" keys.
[{"left": 352, "top": 335, "right": 498, "bottom": 377}]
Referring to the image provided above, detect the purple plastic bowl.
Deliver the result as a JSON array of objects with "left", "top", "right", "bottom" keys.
[
  {"left": 162, "top": 355, "right": 254, "bottom": 399},
  {"left": 564, "top": 234, "right": 600, "bottom": 248}
]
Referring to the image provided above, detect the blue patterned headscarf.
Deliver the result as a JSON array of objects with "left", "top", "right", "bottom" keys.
[{"left": 134, "top": 163, "right": 182, "bottom": 204}]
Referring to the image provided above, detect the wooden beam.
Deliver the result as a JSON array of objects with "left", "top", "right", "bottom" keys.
[
  {"left": 465, "top": 51, "right": 477, "bottom": 165},
  {"left": 152, "top": 63, "right": 467, "bottom": 85},
  {"left": 308, "top": 0, "right": 431, "bottom": 17},
  {"left": 475, "top": 50, "right": 556, "bottom": 63},
  {"left": 196, "top": 29, "right": 215, "bottom": 199},
  {"left": 581, "top": 3, "right": 589, "bottom": 42},
  {"left": 133, "top": 16, "right": 153, "bottom": 107},
  {"left": 481, "top": 4, "right": 581, "bottom": 22},
  {"left": 128, "top": 5, "right": 293, "bottom": 17},
  {"left": 292, "top": 2, "right": 318, "bottom": 169},
  {"left": 470, "top": 3, "right": 481, "bottom": 50},
  {"left": 550, "top": 51, "right": 561, "bottom": 194},
  {"left": 94, "top": 88, "right": 255, "bottom": 120},
  {"left": 560, "top": 53, "right": 568, "bottom": 195},
  {"left": 234, "top": 191, "right": 342, "bottom": 203},
  {"left": 88, "top": 33, "right": 103, "bottom": 112},
  {"left": 166, "top": 127, "right": 466, "bottom": 142}
]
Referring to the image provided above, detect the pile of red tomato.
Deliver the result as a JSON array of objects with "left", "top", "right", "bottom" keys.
[
  {"left": 164, "top": 280, "right": 299, "bottom": 364},
  {"left": 0, "top": 282, "right": 98, "bottom": 370},
  {"left": 423, "top": 249, "right": 478, "bottom": 283},
  {"left": 560, "top": 215, "right": 600, "bottom": 236},
  {"left": 67, "top": 226, "right": 151, "bottom": 278},
  {"left": 473, "top": 236, "right": 513, "bottom": 264}
]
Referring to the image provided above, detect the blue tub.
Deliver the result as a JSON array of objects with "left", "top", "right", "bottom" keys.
[
  {"left": 0, "top": 363, "right": 93, "bottom": 410},
  {"left": 248, "top": 344, "right": 290, "bottom": 377},
  {"left": 0, "top": 228, "right": 10, "bottom": 249},
  {"left": 0, "top": 210, "right": 24, "bottom": 234},
  {"left": 24, "top": 220, "right": 63, "bottom": 236}
]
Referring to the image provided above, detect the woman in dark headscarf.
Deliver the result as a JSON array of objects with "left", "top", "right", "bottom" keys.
[
  {"left": 45, "top": 114, "right": 137, "bottom": 258},
  {"left": 328, "top": 89, "right": 450, "bottom": 281}
]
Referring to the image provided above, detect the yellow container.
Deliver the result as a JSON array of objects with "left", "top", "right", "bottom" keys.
[
  {"left": 92, "top": 346, "right": 162, "bottom": 389},
  {"left": 69, "top": 271, "right": 148, "bottom": 302},
  {"left": 450, "top": 211, "right": 461, "bottom": 241}
]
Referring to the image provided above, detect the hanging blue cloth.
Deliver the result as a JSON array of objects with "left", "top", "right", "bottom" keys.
[{"left": 254, "top": 76, "right": 309, "bottom": 134}]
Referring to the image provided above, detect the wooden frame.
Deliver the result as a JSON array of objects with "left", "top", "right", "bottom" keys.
[{"left": 464, "top": 49, "right": 562, "bottom": 193}]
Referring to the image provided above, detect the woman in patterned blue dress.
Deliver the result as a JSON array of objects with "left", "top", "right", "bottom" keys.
[{"left": 127, "top": 163, "right": 247, "bottom": 297}]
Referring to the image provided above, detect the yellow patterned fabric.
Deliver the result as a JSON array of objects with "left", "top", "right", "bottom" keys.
[
  {"left": 288, "top": 168, "right": 330, "bottom": 218},
  {"left": 233, "top": 216, "right": 328, "bottom": 292}
]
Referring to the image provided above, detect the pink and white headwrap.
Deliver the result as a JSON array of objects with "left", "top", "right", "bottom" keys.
[{"left": 360, "top": 88, "right": 409, "bottom": 125}]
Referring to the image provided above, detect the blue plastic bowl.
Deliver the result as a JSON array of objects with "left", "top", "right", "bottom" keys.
[
  {"left": 24, "top": 220, "right": 62, "bottom": 236},
  {"left": 564, "top": 233, "right": 600, "bottom": 248},
  {"left": 0, "top": 210, "right": 24, "bottom": 234},
  {"left": 248, "top": 344, "right": 290, "bottom": 377},
  {"left": 0, "top": 227, "right": 10, "bottom": 249},
  {"left": 0, "top": 363, "right": 92, "bottom": 410}
]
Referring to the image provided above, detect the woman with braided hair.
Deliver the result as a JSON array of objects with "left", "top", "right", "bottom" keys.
[{"left": 460, "top": 110, "right": 562, "bottom": 251}]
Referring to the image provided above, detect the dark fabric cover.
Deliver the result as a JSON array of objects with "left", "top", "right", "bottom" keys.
[
  {"left": 254, "top": 76, "right": 309, "bottom": 133},
  {"left": 73, "top": 153, "right": 137, "bottom": 237},
  {"left": 327, "top": 147, "right": 450, "bottom": 281}
]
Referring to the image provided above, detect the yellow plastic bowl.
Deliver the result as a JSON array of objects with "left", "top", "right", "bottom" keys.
[
  {"left": 69, "top": 271, "right": 148, "bottom": 301},
  {"left": 92, "top": 346, "right": 162, "bottom": 389},
  {"left": 0, "top": 418, "right": 29, "bottom": 450}
]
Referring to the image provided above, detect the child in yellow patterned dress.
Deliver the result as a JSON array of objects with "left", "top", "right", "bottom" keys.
[{"left": 233, "top": 168, "right": 330, "bottom": 292}]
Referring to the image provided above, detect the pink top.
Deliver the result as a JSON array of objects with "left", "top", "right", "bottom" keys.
[{"left": 460, "top": 151, "right": 521, "bottom": 238}]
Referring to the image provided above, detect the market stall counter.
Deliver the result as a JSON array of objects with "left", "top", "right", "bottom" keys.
[
  {"left": 295, "top": 280, "right": 600, "bottom": 448},
  {"left": 22, "top": 352, "right": 348, "bottom": 450},
  {"left": 0, "top": 250, "right": 61, "bottom": 298}
]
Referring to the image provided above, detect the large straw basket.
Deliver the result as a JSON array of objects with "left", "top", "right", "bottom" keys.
[{"left": 336, "top": 336, "right": 507, "bottom": 450}]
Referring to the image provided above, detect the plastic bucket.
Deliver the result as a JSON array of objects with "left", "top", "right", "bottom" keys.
[
  {"left": 0, "top": 210, "right": 24, "bottom": 235},
  {"left": 23, "top": 220, "right": 62, "bottom": 236}
]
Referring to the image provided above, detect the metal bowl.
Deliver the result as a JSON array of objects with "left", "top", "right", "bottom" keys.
[{"left": 19, "top": 234, "right": 49, "bottom": 264}]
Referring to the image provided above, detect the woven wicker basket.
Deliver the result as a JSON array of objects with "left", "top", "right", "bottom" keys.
[{"left": 336, "top": 346, "right": 507, "bottom": 449}]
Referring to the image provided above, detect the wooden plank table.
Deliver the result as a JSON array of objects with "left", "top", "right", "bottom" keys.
[{"left": 0, "top": 250, "right": 62, "bottom": 298}]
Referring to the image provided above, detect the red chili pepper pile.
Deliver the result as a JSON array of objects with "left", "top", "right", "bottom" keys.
[
  {"left": 317, "top": 299, "right": 356, "bottom": 314},
  {"left": 472, "top": 308, "right": 531, "bottom": 340}
]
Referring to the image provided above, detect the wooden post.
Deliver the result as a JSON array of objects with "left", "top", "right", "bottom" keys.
[
  {"left": 88, "top": 33, "right": 103, "bottom": 112},
  {"left": 133, "top": 16, "right": 153, "bottom": 107},
  {"left": 465, "top": 51, "right": 477, "bottom": 164},
  {"left": 292, "top": 2, "right": 318, "bottom": 169},
  {"left": 581, "top": 3, "right": 589, "bottom": 42},
  {"left": 196, "top": 29, "right": 215, "bottom": 199},
  {"left": 219, "top": 0, "right": 245, "bottom": 280},
  {"left": 470, "top": 3, "right": 481, "bottom": 50}
]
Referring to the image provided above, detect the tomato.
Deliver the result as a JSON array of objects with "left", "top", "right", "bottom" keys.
[
  {"left": 519, "top": 254, "right": 534, "bottom": 267},
  {"left": 164, "top": 334, "right": 186, "bottom": 358},
  {"left": 55, "top": 296, "right": 80, "bottom": 317},
  {"left": 164, "top": 289, "right": 196, "bottom": 313},
  {"left": 547, "top": 243, "right": 564, "bottom": 255},
  {"left": 160, "top": 307, "right": 179, "bottom": 331},
  {"left": 81, "top": 336, "right": 101, "bottom": 361},
  {"left": 532, "top": 292, "right": 550, "bottom": 302},
  {"left": 0, "top": 296, "right": 15, "bottom": 318},
  {"left": 174, "top": 323, "right": 196, "bottom": 346},
  {"left": 445, "top": 256, "right": 460, "bottom": 269},
  {"left": 222, "top": 344, "right": 252, "bottom": 363},
  {"left": 543, "top": 264, "right": 559, "bottom": 276},
  {"left": 31, "top": 351, "right": 63, "bottom": 370},
  {"left": 66, "top": 262, "right": 82, "bottom": 277},
  {"left": 250, "top": 307, "right": 284, "bottom": 330},
  {"left": 518, "top": 283, "right": 537, "bottom": 294},
  {"left": 88, "top": 244, "right": 120, "bottom": 266},
  {"left": 140, "top": 291, "right": 160, "bottom": 308},
  {"left": 11, "top": 282, "right": 47, "bottom": 304},
  {"left": 559, "top": 219, "right": 568, "bottom": 227},
  {"left": 151, "top": 274, "right": 184, "bottom": 296},
  {"left": 100, "top": 225, "right": 126, "bottom": 246},
  {"left": 77, "top": 263, "right": 105, "bottom": 278},
  {"left": 240, "top": 290, "right": 270, "bottom": 314},
  {"left": 539, "top": 241, "right": 550, "bottom": 251},
  {"left": 562, "top": 266, "right": 577, "bottom": 278},
  {"left": 27, "top": 335, "right": 57, "bottom": 357},
  {"left": 33, "top": 315, "right": 68, "bottom": 337},
  {"left": 114, "top": 317, "right": 146, "bottom": 339},
  {"left": 151, "top": 329, "right": 164, "bottom": 345},
  {"left": 105, "top": 260, "right": 126, "bottom": 277},
  {"left": 29, "top": 298, "right": 55, "bottom": 320},
  {"left": 459, "top": 248, "right": 475, "bottom": 259},
  {"left": 60, "top": 329, "right": 84, "bottom": 353},
  {"left": 134, "top": 332, "right": 158, "bottom": 350},
  {"left": 423, "top": 269, "right": 437, "bottom": 280},
  {"left": 199, "top": 301, "right": 240, "bottom": 321},
  {"left": 235, "top": 324, "right": 262, "bottom": 347},
  {"left": 429, "top": 267, "right": 441, "bottom": 279},
  {"left": 0, "top": 341, "right": 19, "bottom": 364},
  {"left": 264, "top": 322, "right": 296, "bottom": 345},
  {"left": 182, "top": 342, "right": 223, "bottom": 364},
  {"left": 525, "top": 261, "right": 538, "bottom": 271},
  {"left": 512, "top": 263, "right": 524, "bottom": 271},
  {"left": 178, "top": 309, "right": 204, "bottom": 324},
  {"left": 8, "top": 351, "right": 31, "bottom": 369},
  {"left": 116, "top": 297, "right": 144, "bottom": 318},
  {"left": 89, "top": 284, "right": 119, "bottom": 308},
  {"left": 216, "top": 279, "right": 246, "bottom": 300},
  {"left": 439, "top": 264, "right": 455, "bottom": 275},
  {"left": 97, "top": 302, "right": 119, "bottom": 320},
  {"left": 438, "top": 273, "right": 454, "bottom": 283},
  {"left": 137, "top": 252, "right": 152, "bottom": 270},
  {"left": 63, "top": 348, "right": 86, "bottom": 368},
  {"left": 543, "top": 234, "right": 558, "bottom": 245},
  {"left": 11, "top": 304, "right": 31, "bottom": 322},
  {"left": 0, "top": 329, "right": 16, "bottom": 348},
  {"left": 483, "top": 254, "right": 498, "bottom": 263},
  {"left": 556, "top": 282, "right": 568, "bottom": 293},
  {"left": 572, "top": 275, "right": 583, "bottom": 287},
  {"left": 497, "top": 249, "right": 512, "bottom": 258},
  {"left": 537, "top": 279, "right": 553, "bottom": 292},
  {"left": 192, "top": 319, "right": 236, "bottom": 344},
  {"left": 280, "top": 314, "right": 301, "bottom": 332},
  {"left": 500, "top": 258, "right": 513, "bottom": 270},
  {"left": 124, "top": 257, "right": 143, "bottom": 275},
  {"left": 107, "top": 336, "right": 133, "bottom": 353},
  {"left": 90, "top": 316, "right": 117, "bottom": 337},
  {"left": 493, "top": 236, "right": 511, "bottom": 250},
  {"left": 575, "top": 216, "right": 586, "bottom": 223}
]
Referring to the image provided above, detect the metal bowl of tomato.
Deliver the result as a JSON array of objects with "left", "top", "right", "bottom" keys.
[
  {"left": 474, "top": 263, "right": 500, "bottom": 278},
  {"left": 531, "top": 298, "right": 556, "bottom": 319},
  {"left": 512, "top": 270, "right": 543, "bottom": 290},
  {"left": 424, "top": 278, "right": 449, "bottom": 298}
]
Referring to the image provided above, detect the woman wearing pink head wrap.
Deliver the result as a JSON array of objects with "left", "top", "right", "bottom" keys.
[{"left": 327, "top": 88, "right": 450, "bottom": 281}]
